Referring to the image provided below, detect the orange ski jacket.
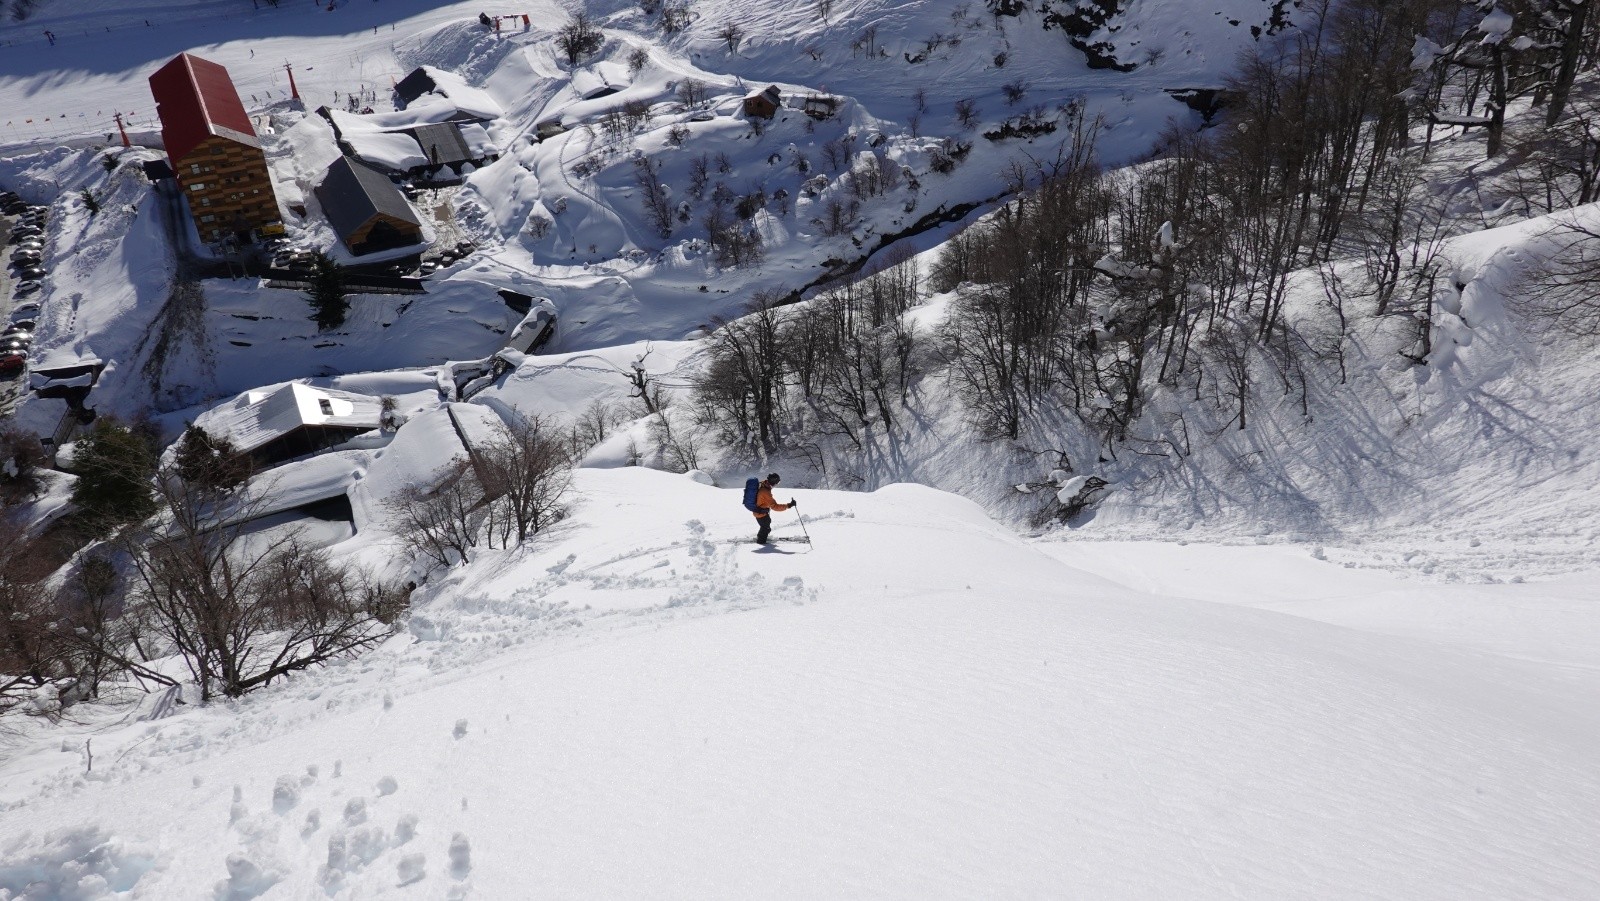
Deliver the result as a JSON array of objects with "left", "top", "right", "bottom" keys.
[{"left": 753, "top": 481, "right": 790, "bottom": 517}]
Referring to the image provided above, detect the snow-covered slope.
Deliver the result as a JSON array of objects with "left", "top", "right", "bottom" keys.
[{"left": 2, "top": 467, "right": 1596, "bottom": 898}]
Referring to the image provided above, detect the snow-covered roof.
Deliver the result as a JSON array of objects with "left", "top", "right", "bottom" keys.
[
  {"left": 404, "top": 66, "right": 503, "bottom": 121},
  {"left": 342, "top": 131, "right": 428, "bottom": 172},
  {"left": 323, "top": 108, "right": 497, "bottom": 173},
  {"left": 458, "top": 123, "right": 498, "bottom": 158},
  {"left": 570, "top": 66, "right": 628, "bottom": 101},
  {"left": 198, "top": 383, "right": 383, "bottom": 454}
]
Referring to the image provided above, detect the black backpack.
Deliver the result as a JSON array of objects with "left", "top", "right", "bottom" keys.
[{"left": 742, "top": 477, "right": 761, "bottom": 512}]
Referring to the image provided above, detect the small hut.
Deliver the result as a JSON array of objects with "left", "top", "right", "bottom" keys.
[{"left": 742, "top": 85, "right": 782, "bottom": 119}]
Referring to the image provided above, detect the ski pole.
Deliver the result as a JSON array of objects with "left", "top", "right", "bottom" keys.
[{"left": 795, "top": 507, "right": 813, "bottom": 546}]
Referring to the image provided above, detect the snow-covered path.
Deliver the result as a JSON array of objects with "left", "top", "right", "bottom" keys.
[{"left": 3, "top": 469, "right": 1595, "bottom": 898}]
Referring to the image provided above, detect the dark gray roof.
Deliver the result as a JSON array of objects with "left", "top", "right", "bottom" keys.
[
  {"left": 409, "top": 123, "right": 473, "bottom": 166},
  {"left": 394, "top": 68, "right": 437, "bottom": 105},
  {"left": 313, "top": 156, "right": 422, "bottom": 243}
]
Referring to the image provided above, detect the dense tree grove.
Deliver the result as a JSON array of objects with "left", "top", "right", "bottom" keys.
[{"left": 692, "top": 0, "right": 1600, "bottom": 468}]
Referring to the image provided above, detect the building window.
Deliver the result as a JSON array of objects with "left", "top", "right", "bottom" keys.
[
  {"left": 200, "top": 197, "right": 210, "bottom": 207},
  {"left": 190, "top": 164, "right": 201, "bottom": 174},
  {"left": 189, "top": 182, "right": 204, "bottom": 191},
  {"left": 318, "top": 399, "right": 333, "bottom": 416},
  {"left": 200, "top": 214, "right": 215, "bottom": 223}
]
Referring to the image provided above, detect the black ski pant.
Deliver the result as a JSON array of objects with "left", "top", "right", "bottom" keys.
[{"left": 755, "top": 513, "right": 772, "bottom": 544}]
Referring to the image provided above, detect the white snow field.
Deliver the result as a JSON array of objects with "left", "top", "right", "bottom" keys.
[{"left": 2, "top": 467, "right": 1597, "bottom": 898}]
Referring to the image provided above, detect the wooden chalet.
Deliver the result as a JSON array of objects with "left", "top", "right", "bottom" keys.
[
  {"left": 314, "top": 156, "right": 425, "bottom": 256},
  {"left": 742, "top": 85, "right": 783, "bottom": 119}
]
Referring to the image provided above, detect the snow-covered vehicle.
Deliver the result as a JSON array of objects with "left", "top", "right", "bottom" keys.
[{"left": 0, "top": 349, "right": 28, "bottom": 376}]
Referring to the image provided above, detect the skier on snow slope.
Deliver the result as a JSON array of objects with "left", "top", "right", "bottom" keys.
[{"left": 744, "top": 472, "right": 797, "bottom": 545}]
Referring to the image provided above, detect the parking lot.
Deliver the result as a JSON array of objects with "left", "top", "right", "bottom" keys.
[{"left": 2, "top": 188, "right": 49, "bottom": 417}]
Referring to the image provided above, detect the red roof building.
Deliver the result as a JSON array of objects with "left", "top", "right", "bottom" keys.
[{"left": 149, "top": 53, "right": 282, "bottom": 242}]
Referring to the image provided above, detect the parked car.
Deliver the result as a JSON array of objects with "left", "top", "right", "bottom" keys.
[
  {"left": 1, "top": 324, "right": 30, "bottom": 338},
  {"left": 15, "top": 266, "right": 45, "bottom": 280},
  {"left": 7, "top": 318, "right": 34, "bottom": 332},
  {"left": 8, "top": 229, "right": 41, "bottom": 244},
  {"left": 0, "top": 336, "right": 29, "bottom": 352},
  {"left": 10, "top": 252, "right": 42, "bottom": 266},
  {"left": 14, "top": 280, "right": 42, "bottom": 297},
  {"left": 0, "top": 350, "right": 27, "bottom": 376},
  {"left": 11, "top": 302, "right": 41, "bottom": 320}
]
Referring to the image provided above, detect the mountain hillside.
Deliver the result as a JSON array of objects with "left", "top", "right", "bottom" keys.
[{"left": 2, "top": 467, "right": 1596, "bottom": 898}]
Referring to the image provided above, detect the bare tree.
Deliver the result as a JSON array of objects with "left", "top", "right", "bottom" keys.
[
  {"left": 1544, "top": 0, "right": 1591, "bottom": 127},
  {"left": 478, "top": 417, "right": 573, "bottom": 546},
  {"left": 646, "top": 400, "right": 704, "bottom": 473},
  {"left": 695, "top": 293, "right": 789, "bottom": 451},
  {"left": 687, "top": 153, "right": 711, "bottom": 199},
  {"left": 567, "top": 399, "right": 623, "bottom": 457},
  {"left": 1517, "top": 218, "right": 1600, "bottom": 336},
  {"left": 126, "top": 475, "right": 401, "bottom": 701},
  {"left": 388, "top": 461, "right": 487, "bottom": 570},
  {"left": 1199, "top": 317, "right": 1254, "bottom": 431},
  {"left": 632, "top": 154, "right": 674, "bottom": 238},
  {"left": 954, "top": 98, "right": 980, "bottom": 129},
  {"left": 0, "top": 529, "right": 67, "bottom": 715},
  {"left": 556, "top": 13, "right": 604, "bottom": 66},
  {"left": 0, "top": 424, "right": 47, "bottom": 506},
  {"left": 716, "top": 21, "right": 745, "bottom": 53},
  {"left": 676, "top": 78, "right": 710, "bottom": 111},
  {"left": 660, "top": 2, "right": 692, "bottom": 33}
]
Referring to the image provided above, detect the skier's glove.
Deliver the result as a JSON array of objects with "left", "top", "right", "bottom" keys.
[{"left": 790, "top": 499, "right": 798, "bottom": 508}]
